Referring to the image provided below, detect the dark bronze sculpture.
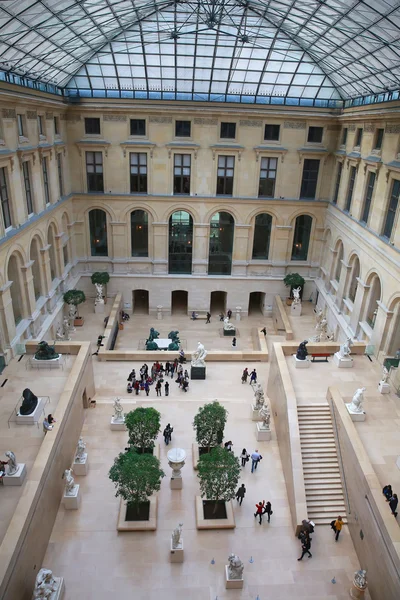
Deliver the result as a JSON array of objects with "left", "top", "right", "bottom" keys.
[
  {"left": 296, "top": 340, "right": 309, "bottom": 361},
  {"left": 20, "top": 388, "right": 39, "bottom": 415},
  {"left": 34, "top": 341, "right": 60, "bottom": 361}
]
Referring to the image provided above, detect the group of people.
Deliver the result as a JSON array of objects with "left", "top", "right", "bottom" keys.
[
  {"left": 232, "top": 445, "right": 273, "bottom": 523},
  {"left": 126, "top": 358, "right": 191, "bottom": 396},
  {"left": 383, "top": 484, "right": 398, "bottom": 517},
  {"left": 241, "top": 368, "right": 257, "bottom": 384}
]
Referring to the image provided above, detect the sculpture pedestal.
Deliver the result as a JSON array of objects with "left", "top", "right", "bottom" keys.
[
  {"left": 16, "top": 397, "right": 44, "bottom": 424},
  {"left": 64, "top": 485, "right": 81, "bottom": 510},
  {"left": 73, "top": 454, "right": 88, "bottom": 476},
  {"left": 333, "top": 352, "right": 353, "bottom": 368},
  {"left": 157, "top": 305, "right": 163, "bottom": 320},
  {"left": 235, "top": 306, "right": 241, "bottom": 322},
  {"left": 170, "top": 540, "right": 184, "bottom": 562},
  {"left": 191, "top": 366, "right": 206, "bottom": 380},
  {"left": 345, "top": 404, "right": 366, "bottom": 422},
  {"left": 94, "top": 302, "right": 105, "bottom": 314},
  {"left": 52, "top": 577, "right": 65, "bottom": 600},
  {"left": 291, "top": 303, "right": 302, "bottom": 316},
  {"left": 170, "top": 477, "right": 183, "bottom": 489},
  {"left": 110, "top": 417, "right": 126, "bottom": 430},
  {"left": 225, "top": 567, "right": 244, "bottom": 589},
  {"left": 256, "top": 423, "right": 271, "bottom": 441},
  {"left": 223, "top": 328, "right": 236, "bottom": 336},
  {"left": 251, "top": 404, "right": 262, "bottom": 421},
  {"left": 378, "top": 381, "right": 390, "bottom": 394},
  {"left": 3, "top": 463, "right": 27, "bottom": 486},
  {"left": 293, "top": 356, "right": 310, "bottom": 368},
  {"left": 350, "top": 583, "right": 367, "bottom": 599}
]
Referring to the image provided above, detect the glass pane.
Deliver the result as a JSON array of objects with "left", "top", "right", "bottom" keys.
[
  {"left": 169, "top": 211, "right": 193, "bottom": 273},
  {"left": 291, "top": 215, "right": 312, "bottom": 261},
  {"left": 89, "top": 209, "right": 108, "bottom": 256},
  {"left": 252, "top": 213, "right": 272, "bottom": 259},
  {"left": 208, "top": 211, "right": 234, "bottom": 275},
  {"left": 131, "top": 210, "right": 148, "bottom": 256}
]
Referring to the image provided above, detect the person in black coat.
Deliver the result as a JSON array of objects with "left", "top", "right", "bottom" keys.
[
  {"left": 263, "top": 501, "right": 272, "bottom": 523},
  {"left": 389, "top": 493, "right": 398, "bottom": 517},
  {"left": 383, "top": 484, "right": 393, "bottom": 501},
  {"left": 235, "top": 484, "right": 246, "bottom": 506},
  {"left": 297, "top": 531, "right": 312, "bottom": 560}
]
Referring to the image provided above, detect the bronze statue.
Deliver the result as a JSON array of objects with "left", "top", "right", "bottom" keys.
[
  {"left": 34, "top": 341, "right": 60, "bottom": 361},
  {"left": 20, "top": 388, "right": 39, "bottom": 415},
  {"left": 296, "top": 340, "right": 309, "bottom": 361}
]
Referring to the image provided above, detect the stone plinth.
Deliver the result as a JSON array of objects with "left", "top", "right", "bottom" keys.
[
  {"left": 94, "top": 302, "right": 105, "bottom": 314},
  {"left": 16, "top": 397, "right": 44, "bottom": 424},
  {"left": 64, "top": 485, "right": 81, "bottom": 510},
  {"left": 251, "top": 404, "right": 262, "bottom": 421},
  {"left": 225, "top": 566, "right": 244, "bottom": 589},
  {"left": 73, "top": 454, "right": 88, "bottom": 476},
  {"left": 191, "top": 366, "right": 206, "bottom": 380},
  {"left": 333, "top": 352, "right": 353, "bottom": 368},
  {"left": 3, "top": 463, "right": 27, "bottom": 486},
  {"left": 110, "top": 417, "right": 126, "bottom": 430},
  {"left": 256, "top": 423, "right": 271, "bottom": 441},
  {"left": 378, "top": 381, "right": 390, "bottom": 394},
  {"left": 293, "top": 356, "right": 310, "bottom": 368},
  {"left": 235, "top": 307, "right": 241, "bottom": 322},
  {"left": 170, "top": 477, "right": 183, "bottom": 489},
  {"left": 345, "top": 404, "right": 366, "bottom": 422},
  {"left": 290, "top": 302, "right": 302, "bottom": 316},
  {"left": 50, "top": 577, "right": 65, "bottom": 600},
  {"left": 170, "top": 540, "right": 184, "bottom": 562},
  {"left": 157, "top": 305, "right": 163, "bottom": 320},
  {"left": 223, "top": 328, "right": 236, "bottom": 336},
  {"left": 350, "top": 583, "right": 367, "bottom": 599}
]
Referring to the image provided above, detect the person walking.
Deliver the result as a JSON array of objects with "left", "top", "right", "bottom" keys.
[
  {"left": 206, "top": 311, "right": 211, "bottom": 324},
  {"left": 240, "top": 448, "right": 249, "bottom": 467},
  {"left": 224, "top": 440, "right": 233, "bottom": 451},
  {"left": 389, "top": 493, "right": 398, "bottom": 517},
  {"left": 383, "top": 484, "right": 393, "bottom": 501},
  {"left": 232, "top": 337, "right": 237, "bottom": 348},
  {"left": 227, "top": 309, "right": 232, "bottom": 319},
  {"left": 164, "top": 381, "right": 169, "bottom": 396},
  {"left": 163, "top": 423, "right": 173, "bottom": 445},
  {"left": 236, "top": 484, "right": 246, "bottom": 506},
  {"left": 241, "top": 368, "right": 249, "bottom": 383},
  {"left": 134, "top": 380, "right": 140, "bottom": 395},
  {"left": 260, "top": 327, "right": 267, "bottom": 336},
  {"left": 155, "top": 380, "right": 162, "bottom": 397},
  {"left": 333, "top": 516, "right": 343, "bottom": 541},
  {"left": 297, "top": 531, "right": 312, "bottom": 560},
  {"left": 251, "top": 449, "right": 262, "bottom": 473},
  {"left": 263, "top": 501, "right": 272, "bottom": 523},
  {"left": 144, "top": 381, "right": 150, "bottom": 396},
  {"left": 250, "top": 369, "right": 257, "bottom": 384},
  {"left": 254, "top": 500, "right": 265, "bottom": 525},
  {"left": 219, "top": 312, "right": 224, "bottom": 321}
]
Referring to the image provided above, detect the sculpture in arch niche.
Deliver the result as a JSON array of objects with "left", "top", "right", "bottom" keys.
[{"left": 20, "top": 388, "right": 39, "bottom": 415}]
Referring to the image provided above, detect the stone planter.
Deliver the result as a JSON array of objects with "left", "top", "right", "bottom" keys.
[{"left": 117, "top": 496, "right": 157, "bottom": 531}]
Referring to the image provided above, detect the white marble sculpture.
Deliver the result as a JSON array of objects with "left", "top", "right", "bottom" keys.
[
  {"left": 68, "top": 304, "right": 77, "bottom": 320},
  {"left": 314, "top": 307, "right": 324, "bottom": 330},
  {"left": 223, "top": 316, "right": 235, "bottom": 331},
  {"left": 338, "top": 337, "right": 352, "bottom": 358},
  {"left": 353, "top": 569, "right": 367, "bottom": 589},
  {"left": 95, "top": 282, "right": 105, "bottom": 305},
  {"left": 227, "top": 554, "right": 244, "bottom": 580},
  {"left": 191, "top": 341, "right": 208, "bottom": 367},
  {"left": 292, "top": 286, "right": 301, "bottom": 305},
  {"left": 172, "top": 523, "right": 183, "bottom": 549},
  {"left": 63, "top": 468, "right": 76, "bottom": 496},
  {"left": 253, "top": 383, "right": 265, "bottom": 410},
  {"left": 63, "top": 316, "right": 73, "bottom": 337},
  {"left": 348, "top": 387, "right": 366, "bottom": 413},
  {"left": 381, "top": 366, "right": 390, "bottom": 384},
  {"left": 75, "top": 437, "right": 86, "bottom": 462},
  {"left": 32, "top": 568, "right": 58, "bottom": 599},
  {"left": 5, "top": 450, "right": 17, "bottom": 475},
  {"left": 258, "top": 403, "right": 271, "bottom": 430},
  {"left": 113, "top": 398, "right": 124, "bottom": 422},
  {"left": 55, "top": 325, "right": 65, "bottom": 341}
]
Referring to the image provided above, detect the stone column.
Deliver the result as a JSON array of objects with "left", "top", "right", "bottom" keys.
[
  {"left": 335, "top": 260, "right": 351, "bottom": 309},
  {"left": 20, "top": 261, "right": 37, "bottom": 318},
  {"left": 349, "top": 278, "right": 369, "bottom": 336},
  {"left": 39, "top": 245, "right": 52, "bottom": 296},
  {"left": 370, "top": 302, "right": 393, "bottom": 354},
  {"left": 153, "top": 222, "right": 168, "bottom": 275},
  {"left": 192, "top": 223, "right": 209, "bottom": 275},
  {"left": 0, "top": 282, "right": 16, "bottom": 347},
  {"left": 232, "top": 224, "right": 251, "bottom": 276},
  {"left": 272, "top": 225, "right": 292, "bottom": 268}
]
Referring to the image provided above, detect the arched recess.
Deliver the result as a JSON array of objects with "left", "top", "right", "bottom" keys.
[
  {"left": 61, "top": 212, "right": 71, "bottom": 267},
  {"left": 334, "top": 239, "right": 344, "bottom": 282},
  {"left": 346, "top": 254, "right": 360, "bottom": 303},
  {"left": 208, "top": 211, "right": 234, "bottom": 275},
  {"left": 7, "top": 252, "right": 25, "bottom": 325},
  {"left": 290, "top": 215, "right": 312, "bottom": 261},
  {"left": 384, "top": 297, "right": 400, "bottom": 355},
  {"left": 364, "top": 273, "right": 382, "bottom": 329},
  {"left": 47, "top": 223, "right": 58, "bottom": 281},
  {"left": 89, "top": 208, "right": 108, "bottom": 257},
  {"left": 252, "top": 213, "right": 272, "bottom": 260},
  {"left": 168, "top": 210, "right": 193, "bottom": 274},
  {"left": 131, "top": 210, "right": 149, "bottom": 257},
  {"left": 30, "top": 236, "right": 44, "bottom": 300}
]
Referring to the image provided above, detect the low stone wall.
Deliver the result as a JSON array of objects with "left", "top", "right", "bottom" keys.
[
  {"left": 328, "top": 387, "right": 400, "bottom": 600},
  {"left": 98, "top": 348, "right": 268, "bottom": 362},
  {"left": 279, "top": 341, "right": 365, "bottom": 355},
  {"left": 273, "top": 295, "right": 293, "bottom": 340},
  {"left": 100, "top": 293, "right": 123, "bottom": 354}
]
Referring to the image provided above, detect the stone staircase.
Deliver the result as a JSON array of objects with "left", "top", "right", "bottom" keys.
[{"left": 298, "top": 403, "right": 347, "bottom": 526}]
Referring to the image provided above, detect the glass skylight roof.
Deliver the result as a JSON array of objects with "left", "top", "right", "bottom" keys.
[{"left": 1, "top": 0, "right": 400, "bottom": 105}]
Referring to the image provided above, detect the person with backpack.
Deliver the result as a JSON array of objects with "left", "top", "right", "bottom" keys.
[
  {"left": 263, "top": 501, "right": 273, "bottom": 523},
  {"left": 163, "top": 423, "right": 173, "bottom": 445},
  {"left": 236, "top": 484, "right": 246, "bottom": 506},
  {"left": 298, "top": 531, "right": 312, "bottom": 560},
  {"left": 240, "top": 448, "right": 250, "bottom": 467},
  {"left": 333, "top": 516, "right": 343, "bottom": 541},
  {"left": 390, "top": 493, "right": 398, "bottom": 517}
]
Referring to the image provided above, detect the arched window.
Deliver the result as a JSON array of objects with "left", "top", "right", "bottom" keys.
[
  {"left": 89, "top": 209, "right": 108, "bottom": 256},
  {"left": 252, "top": 213, "right": 272, "bottom": 260},
  {"left": 334, "top": 242, "right": 344, "bottom": 282},
  {"left": 131, "top": 210, "right": 149, "bottom": 257},
  {"left": 7, "top": 254, "right": 24, "bottom": 325},
  {"left": 208, "top": 212, "right": 234, "bottom": 275},
  {"left": 48, "top": 224, "right": 57, "bottom": 281},
  {"left": 168, "top": 211, "right": 193, "bottom": 274},
  {"left": 30, "top": 237, "right": 43, "bottom": 300},
  {"left": 291, "top": 215, "right": 312, "bottom": 261},
  {"left": 347, "top": 256, "right": 360, "bottom": 303}
]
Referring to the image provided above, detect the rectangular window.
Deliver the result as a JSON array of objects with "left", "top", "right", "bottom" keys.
[
  {"left": 341, "top": 128, "right": 348, "bottom": 145},
  {"left": 22, "top": 161, "right": 33, "bottom": 214},
  {"left": 355, "top": 128, "right": 363, "bottom": 147},
  {"left": 130, "top": 152, "right": 147, "bottom": 193},
  {"left": 86, "top": 151, "right": 104, "bottom": 192},
  {"left": 42, "top": 157, "right": 50, "bottom": 205},
  {"left": 173, "top": 154, "right": 191, "bottom": 194},
  {"left": 360, "top": 171, "right": 376, "bottom": 224},
  {"left": 220, "top": 122, "right": 236, "bottom": 139},
  {"left": 345, "top": 166, "right": 357, "bottom": 212},
  {"left": 307, "top": 126, "right": 323, "bottom": 143},
  {"left": 175, "top": 120, "right": 191, "bottom": 137},
  {"left": 130, "top": 119, "right": 146, "bottom": 136},
  {"left": 374, "top": 128, "right": 384, "bottom": 150},
  {"left": 85, "top": 117, "right": 101, "bottom": 135},
  {"left": 54, "top": 116, "right": 59, "bottom": 135},
  {"left": 57, "top": 153, "right": 64, "bottom": 197},
  {"left": 382, "top": 179, "right": 400, "bottom": 240},
  {"left": 258, "top": 157, "right": 277, "bottom": 197},
  {"left": 0, "top": 167, "right": 12, "bottom": 229},
  {"left": 17, "top": 114, "right": 24, "bottom": 137},
  {"left": 264, "top": 124, "right": 280, "bottom": 141},
  {"left": 37, "top": 115, "right": 43, "bottom": 136},
  {"left": 333, "top": 162, "right": 343, "bottom": 204},
  {"left": 216, "top": 155, "right": 235, "bottom": 195},
  {"left": 300, "top": 159, "right": 320, "bottom": 199}
]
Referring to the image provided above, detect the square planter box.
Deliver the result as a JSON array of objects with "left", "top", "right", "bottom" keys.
[
  {"left": 74, "top": 317, "right": 84, "bottom": 327},
  {"left": 223, "top": 329, "right": 236, "bottom": 336},
  {"left": 195, "top": 496, "right": 235, "bottom": 530},
  {"left": 117, "top": 496, "right": 157, "bottom": 531}
]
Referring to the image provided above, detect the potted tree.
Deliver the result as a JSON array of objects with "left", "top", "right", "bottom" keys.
[
  {"left": 125, "top": 407, "right": 161, "bottom": 457},
  {"left": 283, "top": 272, "right": 305, "bottom": 305},
  {"left": 109, "top": 450, "right": 165, "bottom": 530},
  {"left": 196, "top": 446, "right": 240, "bottom": 527},
  {"left": 91, "top": 271, "right": 110, "bottom": 303},
  {"left": 63, "top": 289, "right": 86, "bottom": 326},
  {"left": 192, "top": 401, "right": 227, "bottom": 468}
]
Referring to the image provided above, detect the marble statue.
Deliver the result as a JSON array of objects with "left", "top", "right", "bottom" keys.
[
  {"left": 68, "top": 303, "right": 77, "bottom": 320},
  {"left": 20, "top": 388, "right": 39, "bottom": 415},
  {"left": 191, "top": 341, "right": 208, "bottom": 367},
  {"left": 32, "top": 568, "right": 58, "bottom": 599},
  {"left": 296, "top": 340, "right": 309, "bottom": 360},
  {"left": 171, "top": 523, "right": 183, "bottom": 549},
  {"left": 381, "top": 365, "right": 390, "bottom": 384},
  {"left": 55, "top": 325, "right": 65, "bottom": 341},
  {"left": 338, "top": 337, "right": 352, "bottom": 358},
  {"left": 113, "top": 398, "right": 124, "bottom": 422},
  {"left": 353, "top": 569, "right": 367, "bottom": 589},
  {"left": 63, "top": 468, "right": 76, "bottom": 495},
  {"left": 314, "top": 307, "right": 324, "bottom": 330},
  {"left": 259, "top": 403, "right": 271, "bottom": 430},
  {"left": 34, "top": 341, "right": 60, "bottom": 361},
  {"left": 75, "top": 437, "right": 86, "bottom": 462},
  {"left": 227, "top": 553, "right": 244, "bottom": 580},
  {"left": 223, "top": 316, "right": 235, "bottom": 331},
  {"left": 292, "top": 286, "right": 301, "bottom": 305},
  {"left": 95, "top": 282, "right": 104, "bottom": 304},
  {"left": 253, "top": 383, "right": 265, "bottom": 410},
  {"left": 348, "top": 387, "right": 366, "bottom": 413},
  {"left": 5, "top": 450, "right": 17, "bottom": 475},
  {"left": 168, "top": 330, "right": 180, "bottom": 351},
  {"left": 63, "top": 316, "right": 73, "bottom": 337}
]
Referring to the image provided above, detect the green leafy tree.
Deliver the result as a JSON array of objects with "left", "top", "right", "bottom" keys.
[
  {"left": 283, "top": 272, "right": 305, "bottom": 299},
  {"left": 63, "top": 289, "right": 86, "bottom": 317},
  {"left": 197, "top": 446, "right": 240, "bottom": 514},
  {"left": 91, "top": 272, "right": 110, "bottom": 285},
  {"left": 125, "top": 407, "right": 161, "bottom": 452},
  {"left": 193, "top": 401, "right": 227, "bottom": 451},
  {"left": 109, "top": 451, "right": 165, "bottom": 513}
]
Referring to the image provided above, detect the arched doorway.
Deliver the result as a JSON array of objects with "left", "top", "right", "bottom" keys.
[
  {"left": 132, "top": 289, "right": 149, "bottom": 314},
  {"left": 7, "top": 253, "right": 24, "bottom": 325},
  {"left": 208, "top": 212, "right": 234, "bottom": 275},
  {"left": 168, "top": 211, "right": 193, "bottom": 274},
  {"left": 171, "top": 290, "right": 188, "bottom": 315},
  {"left": 248, "top": 292, "right": 265, "bottom": 315},
  {"left": 365, "top": 275, "right": 381, "bottom": 329},
  {"left": 210, "top": 291, "right": 226, "bottom": 314}
]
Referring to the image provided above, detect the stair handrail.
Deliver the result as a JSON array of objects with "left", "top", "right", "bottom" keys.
[{"left": 329, "top": 397, "right": 351, "bottom": 515}]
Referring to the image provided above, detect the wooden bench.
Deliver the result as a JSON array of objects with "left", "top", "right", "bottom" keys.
[{"left": 311, "top": 353, "right": 330, "bottom": 363}]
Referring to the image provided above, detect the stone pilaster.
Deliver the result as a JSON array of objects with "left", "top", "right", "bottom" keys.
[
  {"left": 349, "top": 277, "right": 369, "bottom": 335},
  {"left": 0, "top": 282, "right": 16, "bottom": 346},
  {"left": 40, "top": 244, "right": 52, "bottom": 295},
  {"left": 232, "top": 224, "right": 251, "bottom": 276},
  {"left": 20, "top": 260, "right": 36, "bottom": 317},
  {"left": 370, "top": 302, "right": 393, "bottom": 354},
  {"left": 192, "top": 223, "right": 209, "bottom": 275},
  {"left": 152, "top": 221, "right": 168, "bottom": 274},
  {"left": 335, "top": 260, "right": 351, "bottom": 309}
]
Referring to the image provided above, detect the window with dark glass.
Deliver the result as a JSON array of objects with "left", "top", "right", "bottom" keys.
[
  {"left": 300, "top": 159, "right": 320, "bottom": 199},
  {"left": 291, "top": 215, "right": 312, "bottom": 261},
  {"left": 85, "top": 117, "right": 101, "bottom": 135},
  {"left": 37, "top": 115, "right": 43, "bottom": 136},
  {"left": 220, "top": 122, "right": 236, "bottom": 139},
  {"left": 382, "top": 179, "right": 400, "bottom": 240},
  {"left": 57, "top": 153, "right": 63, "bottom": 197},
  {"left": 307, "top": 126, "right": 323, "bottom": 143},
  {"left": 360, "top": 171, "right": 376, "bottom": 224},
  {"left": 355, "top": 128, "right": 363, "bottom": 147},
  {"left": 252, "top": 213, "right": 272, "bottom": 259},
  {"left": 217, "top": 155, "right": 234, "bottom": 195},
  {"left": 86, "top": 151, "right": 104, "bottom": 192},
  {"left": 341, "top": 128, "right": 348, "bottom": 145},
  {"left": 258, "top": 157, "right": 277, "bottom": 197},
  {"left": 333, "top": 162, "right": 343, "bottom": 204},
  {"left": 89, "top": 209, "right": 108, "bottom": 256},
  {"left": 175, "top": 120, "right": 191, "bottom": 137},
  {"left": 374, "top": 128, "right": 384, "bottom": 150},
  {"left": 22, "top": 161, "right": 33, "bottom": 214},
  {"left": 264, "top": 124, "right": 280, "bottom": 141},
  {"left": 42, "top": 157, "right": 50, "bottom": 205},
  {"left": 168, "top": 211, "right": 193, "bottom": 274},
  {"left": 131, "top": 210, "right": 148, "bottom": 257},
  {"left": 130, "top": 153, "right": 147, "bottom": 193},
  {"left": 0, "top": 167, "right": 11, "bottom": 229},
  {"left": 208, "top": 212, "right": 235, "bottom": 275},
  {"left": 174, "top": 154, "right": 191, "bottom": 194},
  {"left": 54, "top": 116, "right": 59, "bottom": 135},
  {"left": 130, "top": 119, "right": 146, "bottom": 136},
  {"left": 345, "top": 166, "right": 357, "bottom": 212},
  {"left": 17, "top": 114, "right": 24, "bottom": 137}
]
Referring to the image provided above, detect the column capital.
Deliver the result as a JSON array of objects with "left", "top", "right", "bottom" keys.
[{"left": 356, "top": 277, "right": 369, "bottom": 289}]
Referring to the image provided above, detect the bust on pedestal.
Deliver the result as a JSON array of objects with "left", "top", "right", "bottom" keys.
[
  {"left": 110, "top": 398, "right": 126, "bottom": 430},
  {"left": 191, "top": 342, "right": 207, "bottom": 379},
  {"left": 333, "top": 337, "right": 353, "bottom": 368},
  {"left": 63, "top": 468, "right": 81, "bottom": 510},
  {"left": 167, "top": 447, "right": 186, "bottom": 489},
  {"left": 170, "top": 523, "right": 184, "bottom": 562},
  {"left": 225, "top": 553, "right": 244, "bottom": 589},
  {"left": 346, "top": 387, "right": 366, "bottom": 421},
  {"left": 73, "top": 437, "right": 88, "bottom": 475}
]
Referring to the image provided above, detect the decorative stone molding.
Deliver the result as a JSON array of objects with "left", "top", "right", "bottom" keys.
[
  {"left": 239, "top": 119, "right": 262, "bottom": 127},
  {"left": 327, "top": 124, "right": 341, "bottom": 131},
  {"left": 166, "top": 142, "right": 199, "bottom": 159},
  {"left": 284, "top": 121, "right": 306, "bottom": 129},
  {"left": 17, "top": 148, "right": 36, "bottom": 166},
  {"left": 385, "top": 123, "right": 400, "bottom": 134},
  {"left": 149, "top": 116, "right": 172, "bottom": 124},
  {"left": 253, "top": 145, "right": 288, "bottom": 163},
  {"left": 348, "top": 124, "right": 356, "bottom": 132},
  {"left": 210, "top": 144, "right": 244, "bottom": 161},
  {"left": 103, "top": 115, "right": 127, "bottom": 122},
  {"left": 27, "top": 111, "right": 37, "bottom": 120},
  {"left": 75, "top": 140, "right": 110, "bottom": 157},
  {"left": 65, "top": 115, "right": 81, "bottom": 122},
  {"left": 46, "top": 112, "right": 54, "bottom": 120},
  {"left": 297, "top": 149, "right": 329, "bottom": 165},
  {"left": 364, "top": 123, "right": 375, "bottom": 133},
  {"left": 2, "top": 109, "right": 16, "bottom": 119},
  {"left": 194, "top": 118, "right": 217, "bottom": 125},
  {"left": 120, "top": 141, "right": 155, "bottom": 158}
]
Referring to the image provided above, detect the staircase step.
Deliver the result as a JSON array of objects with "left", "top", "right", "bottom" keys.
[
  {"left": 308, "top": 505, "right": 346, "bottom": 514},
  {"left": 306, "top": 483, "right": 343, "bottom": 491},
  {"left": 304, "top": 470, "right": 340, "bottom": 477},
  {"left": 299, "top": 425, "right": 333, "bottom": 430},
  {"left": 300, "top": 441, "right": 336, "bottom": 447},
  {"left": 303, "top": 462, "right": 340, "bottom": 469},
  {"left": 302, "top": 456, "right": 338, "bottom": 462},
  {"left": 301, "top": 452, "right": 337, "bottom": 458},
  {"left": 311, "top": 518, "right": 347, "bottom": 525},
  {"left": 298, "top": 403, "right": 330, "bottom": 407},
  {"left": 298, "top": 415, "right": 332, "bottom": 420},
  {"left": 306, "top": 490, "right": 344, "bottom": 497},
  {"left": 300, "top": 433, "right": 335, "bottom": 439},
  {"left": 307, "top": 499, "right": 346, "bottom": 507}
]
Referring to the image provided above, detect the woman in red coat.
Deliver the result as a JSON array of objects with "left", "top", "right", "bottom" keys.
[{"left": 254, "top": 500, "right": 265, "bottom": 525}]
